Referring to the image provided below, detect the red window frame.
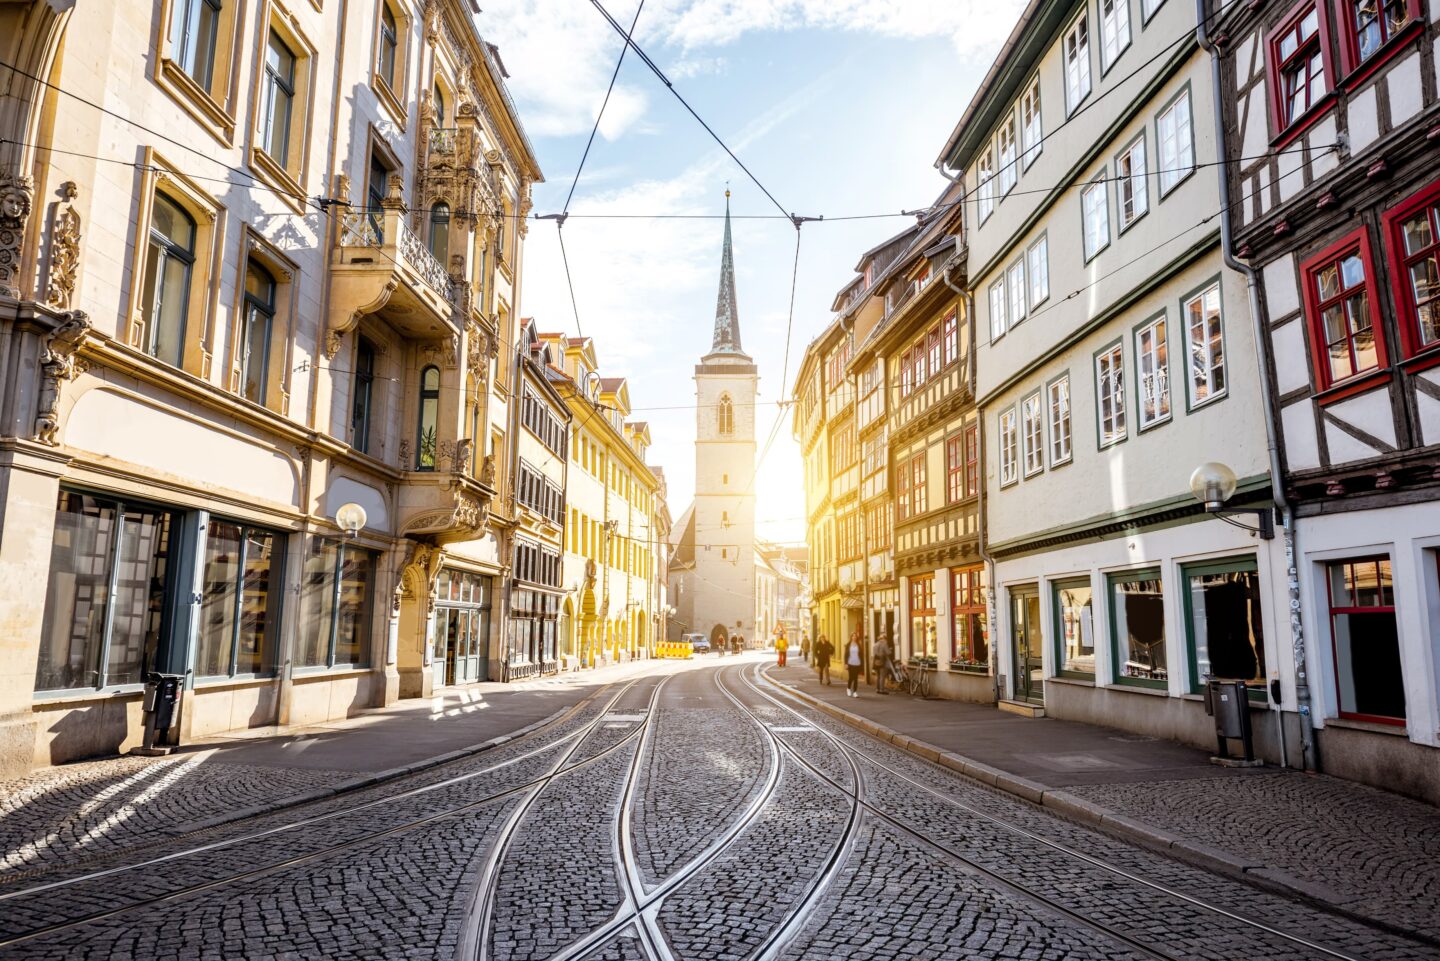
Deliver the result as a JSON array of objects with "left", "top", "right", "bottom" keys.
[
  {"left": 927, "top": 326, "right": 942, "bottom": 376},
  {"left": 1299, "top": 227, "right": 1389, "bottom": 401},
  {"left": 899, "top": 452, "right": 927, "bottom": 520},
  {"left": 910, "top": 575, "right": 935, "bottom": 615},
  {"left": 1265, "top": 2, "right": 1336, "bottom": 144},
  {"left": 946, "top": 433, "right": 965, "bottom": 503},
  {"left": 964, "top": 425, "right": 978, "bottom": 497},
  {"left": 1334, "top": 0, "right": 1422, "bottom": 80},
  {"left": 1325, "top": 556, "right": 1403, "bottom": 725},
  {"left": 950, "top": 566, "right": 988, "bottom": 665},
  {"left": 1380, "top": 176, "right": 1440, "bottom": 365},
  {"left": 942, "top": 309, "right": 959, "bottom": 366}
]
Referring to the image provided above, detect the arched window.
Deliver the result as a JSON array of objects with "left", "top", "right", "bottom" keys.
[
  {"left": 416, "top": 365, "right": 440, "bottom": 470},
  {"left": 434, "top": 82, "right": 446, "bottom": 126},
  {"left": 429, "top": 201, "right": 451, "bottom": 265},
  {"left": 377, "top": 4, "right": 398, "bottom": 88},
  {"left": 241, "top": 260, "right": 276, "bottom": 403},
  {"left": 718, "top": 393, "right": 734, "bottom": 434},
  {"left": 144, "top": 193, "right": 197, "bottom": 368}
]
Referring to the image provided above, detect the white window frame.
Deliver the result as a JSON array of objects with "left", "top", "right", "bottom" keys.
[
  {"left": 1100, "top": 0, "right": 1132, "bottom": 72},
  {"left": 1027, "top": 236, "right": 1050, "bottom": 308},
  {"left": 1020, "top": 77, "right": 1043, "bottom": 169},
  {"left": 1008, "top": 260, "right": 1027, "bottom": 327},
  {"left": 1048, "top": 375, "right": 1072, "bottom": 466},
  {"left": 998, "top": 114, "right": 1018, "bottom": 195},
  {"left": 1064, "top": 11, "right": 1092, "bottom": 115},
  {"left": 1117, "top": 135, "right": 1149, "bottom": 230},
  {"left": 1095, "top": 342, "right": 1127, "bottom": 448},
  {"left": 977, "top": 148, "right": 996, "bottom": 222},
  {"left": 1135, "top": 315, "right": 1171, "bottom": 430},
  {"left": 1082, "top": 176, "right": 1110, "bottom": 262},
  {"left": 999, "top": 407, "right": 1019, "bottom": 486},
  {"left": 1022, "top": 392, "right": 1045, "bottom": 477},
  {"left": 1142, "top": 0, "right": 1167, "bottom": 22},
  {"left": 1157, "top": 88, "right": 1195, "bottom": 196},
  {"left": 1183, "top": 281, "right": 1227, "bottom": 408},
  {"left": 989, "top": 279, "right": 1007, "bottom": 342}
]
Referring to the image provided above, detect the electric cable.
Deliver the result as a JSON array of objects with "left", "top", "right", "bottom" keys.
[{"left": 563, "top": 0, "right": 646, "bottom": 215}]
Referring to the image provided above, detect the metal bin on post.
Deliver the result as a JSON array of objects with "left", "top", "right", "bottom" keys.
[
  {"left": 1203, "top": 677, "right": 1259, "bottom": 765},
  {"left": 134, "top": 672, "right": 186, "bottom": 757}
]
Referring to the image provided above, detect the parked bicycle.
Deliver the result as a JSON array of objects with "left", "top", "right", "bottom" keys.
[{"left": 895, "top": 656, "right": 934, "bottom": 698}]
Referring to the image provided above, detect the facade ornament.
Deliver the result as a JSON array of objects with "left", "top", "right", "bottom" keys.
[
  {"left": 455, "top": 437, "right": 473, "bottom": 474},
  {"left": 324, "top": 328, "right": 345, "bottom": 360},
  {"left": 442, "top": 330, "right": 460, "bottom": 368},
  {"left": 480, "top": 454, "right": 497, "bottom": 488},
  {"left": 466, "top": 322, "right": 489, "bottom": 374},
  {"left": 45, "top": 181, "right": 82, "bottom": 309},
  {"left": 382, "top": 174, "right": 406, "bottom": 211},
  {"left": 437, "top": 439, "right": 456, "bottom": 472},
  {"left": 517, "top": 180, "right": 533, "bottom": 237},
  {"left": 399, "top": 437, "right": 412, "bottom": 466},
  {"left": 0, "top": 172, "right": 35, "bottom": 298},
  {"left": 34, "top": 310, "right": 91, "bottom": 445}
]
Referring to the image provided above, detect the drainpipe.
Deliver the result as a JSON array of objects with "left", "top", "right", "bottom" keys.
[{"left": 1197, "top": 0, "right": 1317, "bottom": 772}]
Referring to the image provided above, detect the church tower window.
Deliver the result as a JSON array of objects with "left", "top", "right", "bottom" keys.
[{"left": 719, "top": 394, "right": 734, "bottom": 434}]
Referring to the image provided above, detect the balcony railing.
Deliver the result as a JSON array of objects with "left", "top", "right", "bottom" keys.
[
  {"left": 398, "top": 219, "right": 455, "bottom": 302},
  {"left": 338, "top": 209, "right": 454, "bottom": 304}
]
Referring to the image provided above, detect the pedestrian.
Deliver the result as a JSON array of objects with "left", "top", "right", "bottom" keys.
[
  {"left": 873, "top": 630, "right": 893, "bottom": 695},
  {"left": 735, "top": 634, "right": 744, "bottom": 654},
  {"left": 775, "top": 630, "right": 789, "bottom": 667},
  {"left": 844, "top": 633, "right": 863, "bottom": 698},
  {"left": 814, "top": 634, "right": 833, "bottom": 685},
  {"left": 800, "top": 633, "right": 811, "bottom": 665}
]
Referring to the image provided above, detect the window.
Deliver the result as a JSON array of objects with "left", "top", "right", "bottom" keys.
[
  {"left": 998, "top": 115, "right": 1018, "bottom": 194},
  {"left": 989, "top": 279, "right": 1007, "bottom": 341},
  {"left": 1135, "top": 316, "right": 1170, "bottom": 428},
  {"left": 1048, "top": 375, "right": 1072, "bottom": 466},
  {"left": 1064, "top": 12, "right": 1092, "bottom": 114},
  {"left": 1008, "top": 260, "right": 1027, "bottom": 326},
  {"left": 1302, "top": 234, "right": 1386, "bottom": 391},
  {"left": 417, "top": 365, "right": 440, "bottom": 470},
  {"left": 240, "top": 261, "right": 275, "bottom": 404},
  {"left": 1117, "top": 136, "right": 1148, "bottom": 229},
  {"left": 429, "top": 202, "right": 451, "bottom": 265},
  {"left": 1100, "top": 0, "right": 1132, "bottom": 70},
  {"left": 1096, "top": 342, "right": 1127, "bottom": 447},
  {"left": 1110, "top": 570, "right": 1166, "bottom": 686},
  {"left": 999, "top": 408, "right": 1019, "bottom": 486},
  {"left": 964, "top": 425, "right": 978, "bottom": 497},
  {"left": 300, "top": 538, "right": 375, "bottom": 668},
  {"left": 1269, "top": 5, "right": 1331, "bottom": 131},
  {"left": 1021, "top": 392, "right": 1044, "bottom": 477},
  {"left": 260, "top": 31, "right": 296, "bottom": 164},
  {"left": 352, "top": 337, "right": 376, "bottom": 453},
  {"left": 197, "top": 521, "right": 282, "bottom": 678},
  {"left": 37, "top": 492, "right": 175, "bottom": 692},
  {"left": 169, "top": 0, "right": 221, "bottom": 90},
  {"left": 1156, "top": 90, "right": 1194, "bottom": 195},
  {"left": 900, "top": 452, "right": 927, "bottom": 519},
  {"left": 951, "top": 567, "right": 988, "bottom": 668},
  {"left": 367, "top": 152, "right": 391, "bottom": 242},
  {"left": 1326, "top": 557, "right": 1404, "bottom": 723},
  {"left": 1027, "top": 236, "right": 1049, "bottom": 307},
  {"left": 1082, "top": 177, "right": 1110, "bottom": 261},
  {"left": 942, "top": 310, "right": 959, "bottom": 366},
  {"left": 1054, "top": 578, "right": 1095, "bottom": 676},
  {"left": 908, "top": 576, "right": 938, "bottom": 661},
  {"left": 1341, "top": 0, "right": 1416, "bottom": 70},
  {"left": 1142, "top": 0, "right": 1167, "bottom": 20},
  {"left": 927, "top": 326, "right": 942, "bottom": 376},
  {"left": 142, "top": 193, "right": 196, "bottom": 368},
  {"left": 1183, "top": 282, "right": 1227, "bottom": 407},
  {"left": 378, "top": 4, "right": 399, "bottom": 89},
  {"left": 1183, "top": 558, "right": 1266, "bottom": 693},
  {"left": 977, "top": 148, "right": 995, "bottom": 222},
  {"left": 1384, "top": 181, "right": 1440, "bottom": 355},
  {"left": 946, "top": 433, "right": 966, "bottom": 502},
  {"left": 1020, "top": 77, "right": 1042, "bottom": 168}
]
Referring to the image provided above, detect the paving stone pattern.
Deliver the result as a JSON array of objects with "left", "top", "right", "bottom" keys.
[{"left": 579, "top": 930, "right": 648, "bottom": 961}]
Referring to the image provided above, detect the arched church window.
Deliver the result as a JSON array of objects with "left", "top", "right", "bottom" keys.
[{"left": 718, "top": 394, "right": 734, "bottom": 434}]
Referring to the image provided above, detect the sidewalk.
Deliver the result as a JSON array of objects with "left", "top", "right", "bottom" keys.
[
  {"left": 0, "top": 657, "right": 662, "bottom": 877},
  {"left": 764, "top": 661, "right": 1440, "bottom": 944}
]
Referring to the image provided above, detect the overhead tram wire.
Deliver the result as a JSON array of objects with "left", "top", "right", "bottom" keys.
[{"left": 562, "top": 0, "right": 645, "bottom": 215}]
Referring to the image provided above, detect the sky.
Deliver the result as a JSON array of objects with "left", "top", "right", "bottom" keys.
[{"left": 480, "top": 0, "right": 1028, "bottom": 546}]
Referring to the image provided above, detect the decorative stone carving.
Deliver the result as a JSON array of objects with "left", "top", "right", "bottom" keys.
[
  {"left": 1, "top": 172, "right": 35, "bottom": 298},
  {"left": 400, "top": 488, "right": 489, "bottom": 540},
  {"left": 34, "top": 310, "right": 91, "bottom": 445},
  {"left": 437, "top": 439, "right": 456, "bottom": 472},
  {"left": 45, "top": 182, "right": 81, "bottom": 309},
  {"left": 466, "top": 322, "right": 490, "bottom": 375},
  {"left": 455, "top": 437, "right": 473, "bottom": 474},
  {"left": 441, "top": 331, "right": 460, "bottom": 368},
  {"left": 324, "top": 328, "right": 345, "bottom": 360},
  {"left": 480, "top": 454, "right": 497, "bottom": 487},
  {"left": 399, "top": 438, "right": 412, "bottom": 466}
]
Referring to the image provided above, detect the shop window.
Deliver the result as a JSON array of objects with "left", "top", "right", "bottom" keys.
[
  {"left": 197, "top": 521, "right": 282, "bottom": 678},
  {"left": 352, "top": 336, "right": 376, "bottom": 453},
  {"left": 909, "top": 576, "right": 937, "bottom": 661},
  {"left": 143, "top": 193, "right": 197, "bottom": 369},
  {"left": 299, "top": 537, "right": 375, "bottom": 669},
  {"left": 1381, "top": 178, "right": 1440, "bottom": 357},
  {"left": 1095, "top": 341, "right": 1127, "bottom": 447},
  {"left": 416, "top": 365, "right": 440, "bottom": 470},
  {"left": 1053, "top": 577, "right": 1095, "bottom": 676},
  {"left": 240, "top": 260, "right": 275, "bottom": 404},
  {"left": 1267, "top": 3, "right": 1334, "bottom": 134},
  {"left": 1327, "top": 557, "right": 1405, "bottom": 723},
  {"left": 37, "top": 492, "right": 175, "bottom": 693},
  {"left": 1136, "top": 315, "right": 1171, "bottom": 428},
  {"left": 950, "top": 567, "right": 988, "bottom": 670},
  {"left": 1301, "top": 231, "right": 1386, "bottom": 391},
  {"left": 1183, "top": 558, "right": 1266, "bottom": 694},
  {"left": 1110, "top": 569, "right": 1166, "bottom": 687},
  {"left": 1338, "top": 0, "right": 1420, "bottom": 74}
]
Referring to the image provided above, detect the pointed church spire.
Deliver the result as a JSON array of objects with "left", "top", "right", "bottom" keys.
[{"left": 710, "top": 190, "right": 745, "bottom": 356}]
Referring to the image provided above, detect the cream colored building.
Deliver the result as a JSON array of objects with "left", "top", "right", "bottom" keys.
[{"left": 0, "top": 0, "right": 541, "bottom": 773}]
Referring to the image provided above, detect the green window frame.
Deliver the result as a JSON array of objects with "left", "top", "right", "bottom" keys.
[
  {"left": 1108, "top": 567, "right": 1167, "bottom": 689},
  {"left": 1052, "top": 576, "right": 1096, "bottom": 678},
  {"left": 1182, "top": 556, "right": 1268, "bottom": 700}
]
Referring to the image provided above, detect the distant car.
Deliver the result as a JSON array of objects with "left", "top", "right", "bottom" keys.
[{"left": 682, "top": 633, "right": 710, "bottom": 654}]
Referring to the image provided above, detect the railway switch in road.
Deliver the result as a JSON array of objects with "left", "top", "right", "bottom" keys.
[{"left": 134, "top": 672, "right": 185, "bottom": 757}]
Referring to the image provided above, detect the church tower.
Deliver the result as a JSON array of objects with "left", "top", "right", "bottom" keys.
[{"left": 691, "top": 192, "right": 758, "bottom": 645}]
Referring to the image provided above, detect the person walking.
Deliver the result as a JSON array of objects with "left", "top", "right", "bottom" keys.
[
  {"left": 814, "top": 634, "right": 834, "bottom": 685},
  {"left": 775, "top": 631, "right": 789, "bottom": 667},
  {"left": 799, "top": 634, "right": 811, "bottom": 665},
  {"left": 872, "top": 631, "right": 893, "bottom": 695},
  {"left": 844, "top": 634, "right": 864, "bottom": 697}
]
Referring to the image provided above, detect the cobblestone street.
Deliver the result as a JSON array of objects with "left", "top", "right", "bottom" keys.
[{"left": 0, "top": 656, "right": 1436, "bottom": 961}]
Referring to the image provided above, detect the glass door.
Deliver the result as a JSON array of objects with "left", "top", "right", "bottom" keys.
[{"left": 1010, "top": 586, "right": 1043, "bottom": 704}]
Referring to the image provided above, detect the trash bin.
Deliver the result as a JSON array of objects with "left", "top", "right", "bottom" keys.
[
  {"left": 1204, "top": 678, "right": 1256, "bottom": 763},
  {"left": 137, "top": 672, "right": 185, "bottom": 756}
]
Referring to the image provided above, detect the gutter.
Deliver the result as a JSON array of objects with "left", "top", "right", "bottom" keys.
[{"left": 1197, "top": 0, "right": 1317, "bottom": 772}]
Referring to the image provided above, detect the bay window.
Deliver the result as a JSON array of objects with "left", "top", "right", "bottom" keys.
[
  {"left": 1183, "top": 558, "right": 1265, "bottom": 693},
  {"left": 1021, "top": 392, "right": 1044, "bottom": 477},
  {"left": 1053, "top": 578, "right": 1095, "bottom": 676},
  {"left": 1301, "top": 232, "right": 1385, "bottom": 391},
  {"left": 1064, "top": 12, "right": 1092, "bottom": 115},
  {"left": 1327, "top": 557, "right": 1404, "bottom": 723},
  {"left": 1156, "top": 89, "right": 1194, "bottom": 195},
  {"left": 950, "top": 567, "right": 988, "bottom": 669},
  {"left": 1183, "top": 282, "right": 1227, "bottom": 407},
  {"left": 1082, "top": 177, "right": 1110, "bottom": 261},
  {"left": 1110, "top": 569, "right": 1167, "bottom": 686},
  {"left": 999, "top": 408, "right": 1019, "bottom": 486},
  {"left": 1048, "top": 375, "right": 1072, "bottom": 466},
  {"left": 1095, "top": 342, "right": 1127, "bottom": 447},
  {"left": 1136, "top": 315, "right": 1170, "bottom": 428}
]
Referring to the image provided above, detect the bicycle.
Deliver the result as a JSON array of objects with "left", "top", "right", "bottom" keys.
[{"left": 907, "top": 658, "right": 934, "bottom": 698}]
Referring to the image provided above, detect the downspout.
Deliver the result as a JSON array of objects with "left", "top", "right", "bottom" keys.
[{"left": 1198, "top": 0, "right": 1317, "bottom": 772}]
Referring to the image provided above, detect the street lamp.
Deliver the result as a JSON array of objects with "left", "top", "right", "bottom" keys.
[
  {"left": 335, "top": 502, "right": 368, "bottom": 538},
  {"left": 1188, "top": 462, "right": 1273, "bottom": 539}
]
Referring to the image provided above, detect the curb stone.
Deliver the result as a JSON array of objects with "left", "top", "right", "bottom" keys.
[{"left": 759, "top": 669, "right": 1438, "bottom": 943}]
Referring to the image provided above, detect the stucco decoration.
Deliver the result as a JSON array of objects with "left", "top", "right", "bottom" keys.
[
  {"left": 0, "top": 172, "right": 34, "bottom": 297},
  {"left": 480, "top": 453, "right": 497, "bottom": 487},
  {"left": 45, "top": 182, "right": 81, "bottom": 310},
  {"left": 399, "top": 487, "right": 489, "bottom": 540},
  {"left": 466, "top": 321, "right": 490, "bottom": 379},
  {"left": 33, "top": 310, "right": 90, "bottom": 445}
]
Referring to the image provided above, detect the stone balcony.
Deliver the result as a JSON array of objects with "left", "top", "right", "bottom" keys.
[{"left": 396, "top": 444, "right": 498, "bottom": 544}]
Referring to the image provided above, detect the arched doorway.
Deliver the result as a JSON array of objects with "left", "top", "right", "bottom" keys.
[{"left": 710, "top": 623, "right": 728, "bottom": 648}]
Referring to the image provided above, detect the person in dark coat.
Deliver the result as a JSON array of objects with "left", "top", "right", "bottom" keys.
[{"left": 813, "top": 634, "right": 834, "bottom": 685}]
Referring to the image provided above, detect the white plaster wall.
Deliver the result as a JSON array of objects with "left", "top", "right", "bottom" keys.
[
  {"left": 1271, "top": 321, "right": 1311, "bottom": 395},
  {"left": 1280, "top": 401, "right": 1321, "bottom": 470}
]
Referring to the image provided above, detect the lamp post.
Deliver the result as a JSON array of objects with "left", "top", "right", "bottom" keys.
[{"left": 1188, "top": 462, "right": 1273, "bottom": 539}]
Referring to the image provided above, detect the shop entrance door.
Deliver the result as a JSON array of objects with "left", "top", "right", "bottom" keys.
[
  {"left": 435, "top": 569, "right": 492, "bottom": 685},
  {"left": 1010, "top": 586, "right": 1043, "bottom": 704}
]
